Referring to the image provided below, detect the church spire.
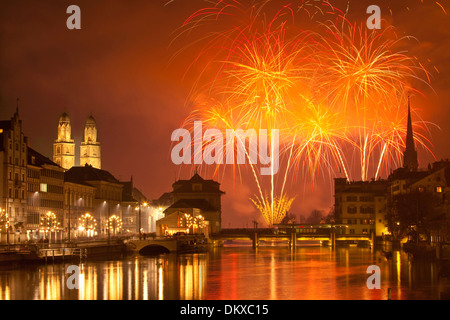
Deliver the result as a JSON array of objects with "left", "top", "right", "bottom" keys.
[{"left": 403, "top": 95, "right": 418, "bottom": 171}]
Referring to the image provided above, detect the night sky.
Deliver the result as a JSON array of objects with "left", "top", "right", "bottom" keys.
[{"left": 1, "top": 0, "right": 449, "bottom": 227}]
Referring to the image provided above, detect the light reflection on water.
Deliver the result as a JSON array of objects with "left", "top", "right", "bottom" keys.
[{"left": 0, "top": 245, "right": 449, "bottom": 300}]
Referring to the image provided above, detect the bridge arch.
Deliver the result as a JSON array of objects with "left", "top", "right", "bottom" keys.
[{"left": 139, "top": 244, "right": 170, "bottom": 256}]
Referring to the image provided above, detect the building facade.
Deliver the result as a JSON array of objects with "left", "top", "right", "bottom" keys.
[
  {"left": 156, "top": 173, "right": 225, "bottom": 236},
  {"left": 121, "top": 177, "right": 152, "bottom": 234},
  {"left": 64, "top": 181, "right": 96, "bottom": 239},
  {"left": 26, "top": 147, "right": 65, "bottom": 241},
  {"left": 65, "top": 165, "right": 124, "bottom": 236},
  {"left": 334, "top": 178, "right": 388, "bottom": 237},
  {"left": 0, "top": 109, "right": 28, "bottom": 243},
  {"left": 403, "top": 160, "right": 450, "bottom": 243}
]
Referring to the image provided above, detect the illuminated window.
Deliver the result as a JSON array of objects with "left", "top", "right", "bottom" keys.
[
  {"left": 436, "top": 186, "right": 442, "bottom": 193},
  {"left": 40, "top": 183, "right": 48, "bottom": 193}
]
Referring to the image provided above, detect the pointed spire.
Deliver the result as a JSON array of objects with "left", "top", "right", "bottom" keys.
[
  {"left": 16, "top": 97, "right": 19, "bottom": 115},
  {"left": 406, "top": 95, "right": 414, "bottom": 149},
  {"left": 403, "top": 94, "right": 418, "bottom": 171}
]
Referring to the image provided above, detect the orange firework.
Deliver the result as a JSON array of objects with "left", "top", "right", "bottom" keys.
[
  {"left": 313, "top": 18, "right": 432, "bottom": 181},
  {"left": 169, "top": 0, "right": 437, "bottom": 226}
]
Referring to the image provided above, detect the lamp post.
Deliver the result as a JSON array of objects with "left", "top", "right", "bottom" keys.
[
  {"left": 40, "top": 211, "right": 60, "bottom": 244},
  {"left": 67, "top": 190, "right": 72, "bottom": 242},
  {"left": 79, "top": 213, "right": 96, "bottom": 237},
  {"left": 136, "top": 200, "right": 148, "bottom": 240},
  {"left": 108, "top": 215, "right": 122, "bottom": 239}
]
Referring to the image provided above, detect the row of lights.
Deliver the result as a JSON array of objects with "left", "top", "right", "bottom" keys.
[
  {"left": 1, "top": 200, "right": 159, "bottom": 238},
  {"left": 180, "top": 213, "right": 206, "bottom": 229},
  {"left": 0, "top": 208, "right": 9, "bottom": 232}
]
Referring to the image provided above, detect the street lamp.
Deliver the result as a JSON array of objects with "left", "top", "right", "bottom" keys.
[
  {"left": 136, "top": 200, "right": 148, "bottom": 240},
  {"left": 66, "top": 190, "right": 75, "bottom": 242},
  {"left": 107, "top": 215, "right": 122, "bottom": 239},
  {"left": 78, "top": 213, "right": 96, "bottom": 237},
  {"left": 40, "top": 211, "right": 60, "bottom": 243}
]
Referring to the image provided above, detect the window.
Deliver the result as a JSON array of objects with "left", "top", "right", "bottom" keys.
[
  {"left": 346, "top": 196, "right": 357, "bottom": 202},
  {"left": 347, "top": 206, "right": 357, "bottom": 214},
  {"left": 360, "top": 206, "right": 374, "bottom": 214},
  {"left": 436, "top": 186, "right": 442, "bottom": 193},
  {"left": 40, "top": 183, "right": 48, "bottom": 193}
]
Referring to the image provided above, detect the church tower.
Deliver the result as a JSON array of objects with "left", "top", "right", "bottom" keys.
[
  {"left": 53, "top": 112, "right": 75, "bottom": 170},
  {"left": 403, "top": 96, "right": 418, "bottom": 172},
  {"left": 80, "top": 115, "right": 101, "bottom": 169}
]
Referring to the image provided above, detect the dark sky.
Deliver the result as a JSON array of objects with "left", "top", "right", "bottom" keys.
[{"left": 1, "top": 0, "right": 449, "bottom": 227}]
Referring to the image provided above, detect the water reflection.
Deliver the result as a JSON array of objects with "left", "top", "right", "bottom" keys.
[{"left": 0, "top": 246, "right": 448, "bottom": 300}]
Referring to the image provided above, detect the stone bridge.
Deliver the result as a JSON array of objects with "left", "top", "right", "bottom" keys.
[
  {"left": 125, "top": 239, "right": 177, "bottom": 255},
  {"left": 126, "top": 235, "right": 205, "bottom": 255}
]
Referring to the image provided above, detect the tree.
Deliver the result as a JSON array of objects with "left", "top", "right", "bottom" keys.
[
  {"left": 305, "top": 210, "right": 324, "bottom": 224},
  {"left": 388, "top": 191, "right": 436, "bottom": 242},
  {"left": 280, "top": 212, "right": 296, "bottom": 224},
  {"left": 324, "top": 207, "right": 336, "bottom": 224}
]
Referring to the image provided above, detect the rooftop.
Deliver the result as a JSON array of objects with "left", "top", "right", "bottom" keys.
[{"left": 65, "top": 164, "right": 121, "bottom": 184}]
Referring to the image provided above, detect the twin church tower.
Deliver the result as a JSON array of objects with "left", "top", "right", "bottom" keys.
[{"left": 53, "top": 113, "right": 101, "bottom": 170}]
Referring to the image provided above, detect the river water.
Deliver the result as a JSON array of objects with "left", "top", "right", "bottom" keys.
[{"left": 0, "top": 243, "right": 449, "bottom": 300}]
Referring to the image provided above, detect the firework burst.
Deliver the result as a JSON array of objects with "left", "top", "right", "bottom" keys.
[{"left": 169, "top": 0, "right": 437, "bottom": 226}]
